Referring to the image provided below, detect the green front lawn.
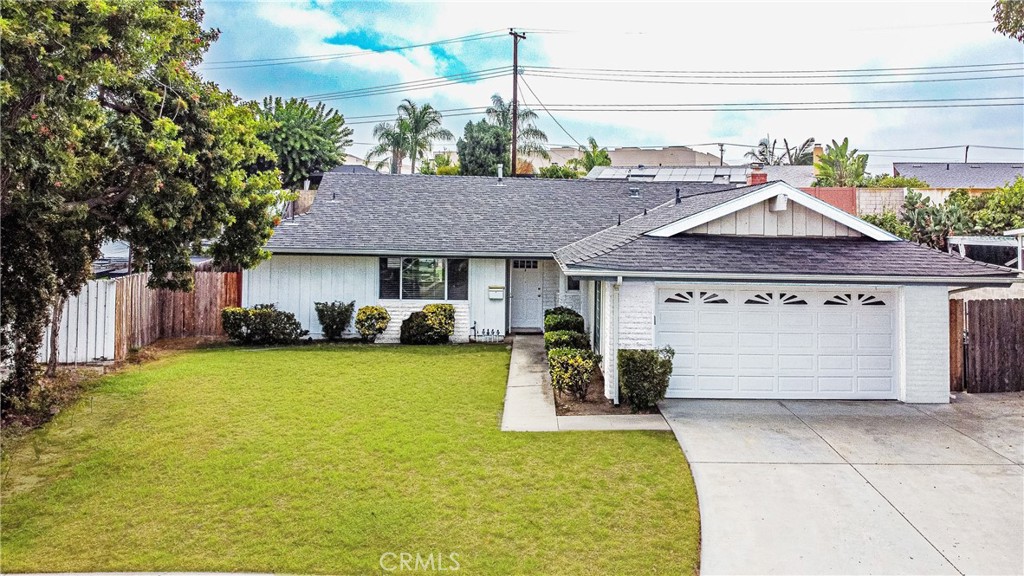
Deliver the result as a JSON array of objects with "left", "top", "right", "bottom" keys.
[{"left": 1, "top": 345, "right": 698, "bottom": 575}]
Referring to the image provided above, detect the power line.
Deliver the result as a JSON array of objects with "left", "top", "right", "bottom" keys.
[
  {"left": 527, "top": 61, "right": 1023, "bottom": 76},
  {"left": 297, "top": 67, "right": 511, "bottom": 101},
  {"left": 522, "top": 103, "right": 1021, "bottom": 112},
  {"left": 518, "top": 75, "right": 583, "bottom": 149},
  {"left": 524, "top": 69, "right": 1024, "bottom": 87},
  {"left": 204, "top": 30, "right": 506, "bottom": 69},
  {"left": 863, "top": 144, "right": 1024, "bottom": 152},
  {"left": 511, "top": 96, "right": 1023, "bottom": 109}
]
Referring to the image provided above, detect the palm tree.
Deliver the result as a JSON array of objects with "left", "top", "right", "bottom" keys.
[
  {"left": 783, "top": 137, "right": 816, "bottom": 165},
  {"left": 366, "top": 120, "right": 409, "bottom": 174},
  {"left": 813, "top": 137, "right": 868, "bottom": 187},
  {"left": 745, "top": 136, "right": 784, "bottom": 166},
  {"left": 397, "top": 99, "right": 453, "bottom": 174},
  {"left": 486, "top": 94, "right": 550, "bottom": 160},
  {"left": 567, "top": 137, "right": 612, "bottom": 173}
]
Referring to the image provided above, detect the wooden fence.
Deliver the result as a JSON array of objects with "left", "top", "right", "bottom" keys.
[
  {"left": 41, "top": 270, "right": 241, "bottom": 364},
  {"left": 950, "top": 298, "right": 1024, "bottom": 393}
]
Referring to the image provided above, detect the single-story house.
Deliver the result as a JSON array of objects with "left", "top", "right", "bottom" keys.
[{"left": 244, "top": 171, "right": 1018, "bottom": 404}]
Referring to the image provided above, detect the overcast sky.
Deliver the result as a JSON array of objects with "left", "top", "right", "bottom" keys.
[{"left": 198, "top": 1, "right": 1024, "bottom": 173}]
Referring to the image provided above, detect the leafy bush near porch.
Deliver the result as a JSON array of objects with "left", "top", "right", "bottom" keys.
[
  {"left": 548, "top": 348, "right": 600, "bottom": 401},
  {"left": 423, "top": 303, "right": 456, "bottom": 339},
  {"left": 544, "top": 313, "right": 584, "bottom": 334},
  {"left": 222, "top": 305, "right": 308, "bottom": 345},
  {"left": 544, "top": 306, "right": 581, "bottom": 318},
  {"left": 314, "top": 300, "right": 355, "bottom": 341},
  {"left": 355, "top": 305, "right": 391, "bottom": 342},
  {"left": 618, "top": 347, "right": 675, "bottom": 412},
  {"left": 399, "top": 304, "right": 456, "bottom": 345},
  {"left": 544, "top": 330, "right": 589, "bottom": 351}
]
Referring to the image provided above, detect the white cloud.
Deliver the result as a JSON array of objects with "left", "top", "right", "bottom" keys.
[{"left": 204, "top": 1, "right": 1023, "bottom": 172}]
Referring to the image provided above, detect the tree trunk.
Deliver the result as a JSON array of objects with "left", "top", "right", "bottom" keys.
[{"left": 45, "top": 295, "right": 65, "bottom": 377}]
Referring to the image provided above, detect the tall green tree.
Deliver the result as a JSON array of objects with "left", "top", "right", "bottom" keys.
[
  {"left": 256, "top": 97, "right": 353, "bottom": 188},
  {"left": 783, "top": 137, "right": 816, "bottom": 165},
  {"left": 746, "top": 135, "right": 815, "bottom": 165},
  {"left": 396, "top": 99, "right": 453, "bottom": 174},
  {"left": 456, "top": 120, "right": 510, "bottom": 176},
  {"left": 486, "top": 94, "right": 550, "bottom": 160},
  {"left": 745, "top": 136, "right": 785, "bottom": 165},
  {"left": 366, "top": 120, "right": 410, "bottom": 174},
  {"left": 812, "top": 138, "right": 869, "bottom": 187},
  {"left": 0, "top": 0, "right": 280, "bottom": 412},
  {"left": 568, "top": 137, "right": 612, "bottom": 173},
  {"left": 993, "top": 0, "right": 1024, "bottom": 42}
]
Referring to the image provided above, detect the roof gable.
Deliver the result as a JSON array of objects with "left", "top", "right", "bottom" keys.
[{"left": 645, "top": 181, "right": 899, "bottom": 241}]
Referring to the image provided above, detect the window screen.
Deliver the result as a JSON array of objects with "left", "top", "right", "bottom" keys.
[{"left": 447, "top": 259, "right": 469, "bottom": 300}]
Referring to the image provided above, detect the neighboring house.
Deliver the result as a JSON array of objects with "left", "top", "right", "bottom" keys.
[
  {"left": 244, "top": 173, "right": 1017, "bottom": 404},
  {"left": 535, "top": 145, "right": 721, "bottom": 170},
  {"left": 586, "top": 165, "right": 816, "bottom": 188},
  {"left": 893, "top": 162, "right": 1024, "bottom": 190}
]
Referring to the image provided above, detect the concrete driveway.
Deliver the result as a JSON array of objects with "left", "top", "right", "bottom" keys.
[{"left": 661, "top": 393, "right": 1023, "bottom": 576}]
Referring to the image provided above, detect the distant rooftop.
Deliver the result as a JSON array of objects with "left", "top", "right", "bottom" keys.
[
  {"left": 585, "top": 164, "right": 816, "bottom": 188},
  {"left": 893, "top": 162, "right": 1023, "bottom": 189}
]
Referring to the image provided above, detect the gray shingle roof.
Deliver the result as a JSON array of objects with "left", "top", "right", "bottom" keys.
[
  {"left": 893, "top": 162, "right": 1023, "bottom": 189},
  {"left": 558, "top": 235, "right": 1017, "bottom": 280},
  {"left": 556, "top": 181, "right": 776, "bottom": 265},
  {"left": 268, "top": 174, "right": 733, "bottom": 255},
  {"left": 554, "top": 182, "right": 1017, "bottom": 281}
]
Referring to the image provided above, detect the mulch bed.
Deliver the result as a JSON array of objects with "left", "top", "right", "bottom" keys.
[{"left": 554, "top": 369, "right": 660, "bottom": 416}]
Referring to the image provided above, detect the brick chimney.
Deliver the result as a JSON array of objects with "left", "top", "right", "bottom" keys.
[
  {"left": 747, "top": 163, "right": 767, "bottom": 185},
  {"left": 812, "top": 144, "right": 823, "bottom": 176}
]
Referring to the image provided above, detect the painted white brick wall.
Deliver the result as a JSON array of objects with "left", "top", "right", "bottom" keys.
[
  {"left": 618, "top": 281, "right": 655, "bottom": 349},
  {"left": 376, "top": 300, "right": 471, "bottom": 344},
  {"left": 899, "top": 285, "right": 950, "bottom": 403}
]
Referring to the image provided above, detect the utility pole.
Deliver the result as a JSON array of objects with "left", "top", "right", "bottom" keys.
[
  {"left": 718, "top": 143, "right": 725, "bottom": 166},
  {"left": 509, "top": 28, "right": 525, "bottom": 177}
]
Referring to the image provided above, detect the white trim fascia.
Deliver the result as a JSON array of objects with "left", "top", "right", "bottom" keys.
[
  {"left": 269, "top": 247, "right": 554, "bottom": 259},
  {"left": 1003, "top": 227, "right": 1024, "bottom": 236},
  {"left": 559, "top": 268, "right": 1018, "bottom": 286},
  {"left": 646, "top": 181, "right": 901, "bottom": 241},
  {"left": 947, "top": 236, "right": 1017, "bottom": 247}
]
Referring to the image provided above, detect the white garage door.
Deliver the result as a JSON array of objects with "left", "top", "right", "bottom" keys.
[{"left": 655, "top": 286, "right": 897, "bottom": 399}]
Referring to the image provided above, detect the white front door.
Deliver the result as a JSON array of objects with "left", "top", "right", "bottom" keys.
[
  {"left": 510, "top": 259, "right": 543, "bottom": 329},
  {"left": 655, "top": 285, "right": 898, "bottom": 399}
]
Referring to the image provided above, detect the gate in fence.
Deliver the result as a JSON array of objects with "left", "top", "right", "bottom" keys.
[{"left": 950, "top": 298, "right": 1024, "bottom": 393}]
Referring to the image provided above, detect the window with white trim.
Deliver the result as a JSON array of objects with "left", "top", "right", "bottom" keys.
[{"left": 379, "top": 257, "right": 469, "bottom": 300}]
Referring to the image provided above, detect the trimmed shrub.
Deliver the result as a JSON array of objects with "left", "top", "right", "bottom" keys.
[
  {"left": 423, "top": 303, "right": 456, "bottom": 342},
  {"left": 544, "top": 313, "right": 585, "bottom": 334},
  {"left": 544, "top": 330, "right": 589, "bottom": 351},
  {"left": 355, "top": 305, "right": 391, "bottom": 342},
  {"left": 314, "top": 300, "right": 355, "bottom": 341},
  {"left": 548, "top": 348, "right": 600, "bottom": 401},
  {"left": 400, "top": 311, "right": 434, "bottom": 344},
  {"left": 221, "top": 304, "right": 308, "bottom": 345},
  {"left": 618, "top": 346, "right": 675, "bottom": 412},
  {"left": 400, "top": 304, "right": 456, "bottom": 345},
  {"left": 544, "top": 306, "right": 581, "bottom": 318}
]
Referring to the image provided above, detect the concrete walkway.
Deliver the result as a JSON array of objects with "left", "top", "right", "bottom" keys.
[
  {"left": 501, "top": 335, "right": 558, "bottom": 431},
  {"left": 500, "top": 335, "right": 670, "bottom": 432},
  {"left": 662, "top": 394, "right": 1024, "bottom": 576}
]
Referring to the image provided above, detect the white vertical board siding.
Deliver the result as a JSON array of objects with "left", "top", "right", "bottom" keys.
[
  {"left": 601, "top": 281, "right": 616, "bottom": 399},
  {"left": 37, "top": 279, "right": 117, "bottom": 363},
  {"left": 541, "top": 260, "right": 561, "bottom": 312},
  {"left": 377, "top": 300, "right": 471, "bottom": 344},
  {"left": 469, "top": 258, "right": 506, "bottom": 338},
  {"left": 689, "top": 200, "right": 861, "bottom": 237},
  {"left": 899, "top": 285, "right": 950, "bottom": 403},
  {"left": 618, "top": 281, "right": 655, "bottom": 349},
  {"left": 242, "top": 255, "right": 378, "bottom": 338}
]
